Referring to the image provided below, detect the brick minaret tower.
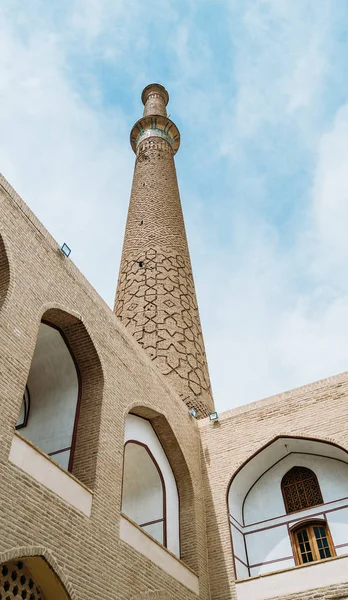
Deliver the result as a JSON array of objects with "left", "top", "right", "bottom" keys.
[{"left": 114, "top": 83, "right": 214, "bottom": 417}]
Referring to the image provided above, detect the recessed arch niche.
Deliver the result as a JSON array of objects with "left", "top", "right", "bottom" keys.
[
  {"left": 122, "top": 406, "right": 198, "bottom": 572},
  {"left": 227, "top": 436, "right": 348, "bottom": 579},
  {"left": 123, "top": 439, "right": 167, "bottom": 546},
  {"left": 17, "top": 308, "right": 103, "bottom": 489}
]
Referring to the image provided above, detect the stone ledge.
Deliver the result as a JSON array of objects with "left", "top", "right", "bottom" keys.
[
  {"left": 120, "top": 514, "right": 199, "bottom": 595},
  {"left": 9, "top": 433, "right": 93, "bottom": 517}
]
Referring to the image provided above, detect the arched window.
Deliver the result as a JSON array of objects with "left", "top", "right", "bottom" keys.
[
  {"left": 122, "top": 441, "right": 166, "bottom": 546},
  {"left": 14, "top": 308, "right": 104, "bottom": 489},
  {"left": 122, "top": 413, "right": 180, "bottom": 558},
  {"left": 291, "top": 521, "right": 335, "bottom": 565},
  {"left": 16, "top": 322, "right": 79, "bottom": 471},
  {"left": 281, "top": 466, "right": 323, "bottom": 513}
]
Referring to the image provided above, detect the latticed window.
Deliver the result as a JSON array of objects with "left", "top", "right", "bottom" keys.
[
  {"left": 292, "top": 522, "right": 335, "bottom": 565},
  {"left": 281, "top": 467, "right": 323, "bottom": 513}
]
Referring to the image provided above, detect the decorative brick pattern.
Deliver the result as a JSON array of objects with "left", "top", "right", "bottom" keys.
[
  {"left": 0, "top": 561, "right": 44, "bottom": 600},
  {"left": 115, "top": 85, "right": 214, "bottom": 417},
  {"left": 116, "top": 246, "right": 212, "bottom": 416},
  {"left": 0, "top": 167, "right": 210, "bottom": 600},
  {"left": 3, "top": 81, "right": 348, "bottom": 600}
]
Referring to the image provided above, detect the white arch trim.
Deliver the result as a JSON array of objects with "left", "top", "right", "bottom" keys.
[
  {"left": 228, "top": 437, "right": 348, "bottom": 526},
  {"left": 228, "top": 437, "right": 348, "bottom": 582},
  {"left": 124, "top": 414, "right": 180, "bottom": 558}
]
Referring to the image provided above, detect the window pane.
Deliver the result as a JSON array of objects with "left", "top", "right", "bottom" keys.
[
  {"left": 314, "top": 524, "right": 332, "bottom": 559},
  {"left": 297, "top": 529, "right": 314, "bottom": 564}
]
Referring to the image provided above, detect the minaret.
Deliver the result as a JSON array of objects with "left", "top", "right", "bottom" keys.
[{"left": 114, "top": 84, "right": 214, "bottom": 417}]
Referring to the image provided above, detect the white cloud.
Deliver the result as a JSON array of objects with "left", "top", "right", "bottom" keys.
[
  {"left": 2, "top": 0, "right": 348, "bottom": 415},
  {"left": 312, "top": 103, "right": 348, "bottom": 258},
  {"left": 0, "top": 1, "right": 135, "bottom": 305}
]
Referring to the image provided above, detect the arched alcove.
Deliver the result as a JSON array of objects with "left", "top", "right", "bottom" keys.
[
  {"left": 0, "top": 556, "right": 71, "bottom": 600},
  {"left": 17, "top": 322, "right": 79, "bottom": 470},
  {"left": 122, "top": 406, "right": 198, "bottom": 572},
  {"left": 0, "top": 233, "right": 10, "bottom": 310},
  {"left": 123, "top": 440, "right": 166, "bottom": 545},
  {"left": 17, "top": 308, "right": 104, "bottom": 489},
  {"left": 227, "top": 436, "right": 348, "bottom": 579},
  {"left": 123, "top": 413, "right": 178, "bottom": 556}
]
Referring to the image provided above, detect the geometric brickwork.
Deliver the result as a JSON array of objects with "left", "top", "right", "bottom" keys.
[
  {"left": 0, "top": 561, "right": 44, "bottom": 600},
  {"left": 115, "top": 84, "right": 214, "bottom": 417},
  {"left": 115, "top": 245, "right": 213, "bottom": 416}
]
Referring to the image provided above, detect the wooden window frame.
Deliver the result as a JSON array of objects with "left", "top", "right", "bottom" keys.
[
  {"left": 291, "top": 520, "right": 335, "bottom": 565},
  {"left": 281, "top": 466, "right": 324, "bottom": 514}
]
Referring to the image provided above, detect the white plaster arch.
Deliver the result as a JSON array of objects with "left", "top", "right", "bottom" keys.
[
  {"left": 123, "top": 414, "right": 180, "bottom": 558},
  {"left": 228, "top": 436, "right": 348, "bottom": 580},
  {"left": 17, "top": 322, "right": 79, "bottom": 470}
]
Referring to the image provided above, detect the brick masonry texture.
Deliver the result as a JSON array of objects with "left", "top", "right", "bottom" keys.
[
  {"left": 114, "top": 86, "right": 214, "bottom": 417},
  {"left": 269, "top": 580, "right": 348, "bottom": 599},
  {"left": 0, "top": 172, "right": 210, "bottom": 600},
  {"left": 199, "top": 372, "right": 348, "bottom": 599},
  {"left": 2, "top": 84, "right": 348, "bottom": 600}
]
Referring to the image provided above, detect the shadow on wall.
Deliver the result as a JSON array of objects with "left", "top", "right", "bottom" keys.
[
  {"left": 200, "top": 441, "right": 233, "bottom": 600},
  {"left": 122, "top": 405, "right": 199, "bottom": 573},
  {"left": 15, "top": 307, "right": 104, "bottom": 490},
  {"left": 0, "top": 233, "right": 10, "bottom": 310}
]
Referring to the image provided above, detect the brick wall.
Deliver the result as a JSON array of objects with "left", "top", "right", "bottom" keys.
[
  {"left": 269, "top": 581, "right": 348, "bottom": 599},
  {"left": 199, "top": 373, "right": 348, "bottom": 599},
  {"left": 114, "top": 85, "right": 214, "bottom": 417},
  {"left": 0, "top": 173, "right": 210, "bottom": 600}
]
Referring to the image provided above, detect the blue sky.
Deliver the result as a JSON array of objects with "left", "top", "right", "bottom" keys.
[{"left": 2, "top": 0, "right": 348, "bottom": 412}]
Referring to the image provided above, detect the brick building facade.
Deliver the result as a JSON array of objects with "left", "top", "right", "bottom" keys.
[{"left": 1, "top": 84, "right": 348, "bottom": 599}]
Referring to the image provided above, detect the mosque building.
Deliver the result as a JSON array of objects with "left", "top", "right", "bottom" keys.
[{"left": 1, "top": 84, "right": 348, "bottom": 600}]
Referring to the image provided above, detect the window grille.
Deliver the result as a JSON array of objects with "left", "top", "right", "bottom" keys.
[
  {"left": 0, "top": 560, "right": 43, "bottom": 599},
  {"left": 281, "top": 466, "right": 323, "bottom": 513}
]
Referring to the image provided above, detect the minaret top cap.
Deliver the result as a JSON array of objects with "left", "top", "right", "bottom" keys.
[
  {"left": 141, "top": 83, "right": 169, "bottom": 117},
  {"left": 141, "top": 83, "right": 169, "bottom": 106}
]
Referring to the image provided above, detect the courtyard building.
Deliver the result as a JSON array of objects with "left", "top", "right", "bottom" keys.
[{"left": 1, "top": 84, "right": 348, "bottom": 600}]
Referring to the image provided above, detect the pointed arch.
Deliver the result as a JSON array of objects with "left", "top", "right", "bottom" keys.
[
  {"left": 227, "top": 434, "right": 348, "bottom": 524},
  {"left": 0, "top": 547, "right": 76, "bottom": 600},
  {"left": 227, "top": 435, "right": 348, "bottom": 579},
  {"left": 17, "top": 306, "right": 104, "bottom": 489},
  {"left": 281, "top": 466, "right": 323, "bottom": 513},
  {"left": 122, "top": 405, "right": 198, "bottom": 573},
  {"left": 123, "top": 439, "right": 167, "bottom": 547}
]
